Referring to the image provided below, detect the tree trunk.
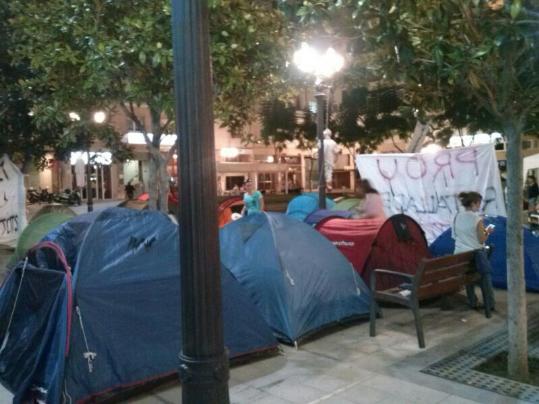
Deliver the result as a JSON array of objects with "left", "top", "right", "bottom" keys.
[
  {"left": 144, "top": 107, "right": 170, "bottom": 212},
  {"left": 405, "top": 118, "right": 430, "bottom": 153},
  {"left": 147, "top": 148, "right": 160, "bottom": 211},
  {"left": 505, "top": 121, "right": 529, "bottom": 380},
  {"left": 146, "top": 145, "right": 170, "bottom": 213},
  {"left": 158, "top": 154, "right": 169, "bottom": 213}
]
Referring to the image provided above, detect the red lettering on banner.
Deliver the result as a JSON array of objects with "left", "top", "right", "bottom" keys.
[
  {"left": 455, "top": 148, "right": 479, "bottom": 176},
  {"left": 405, "top": 156, "right": 427, "bottom": 179},
  {"left": 432, "top": 150, "right": 454, "bottom": 182},
  {"left": 376, "top": 158, "right": 398, "bottom": 180}
]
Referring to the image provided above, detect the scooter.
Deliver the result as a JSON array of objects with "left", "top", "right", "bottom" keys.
[
  {"left": 27, "top": 188, "right": 41, "bottom": 204},
  {"left": 26, "top": 188, "right": 53, "bottom": 204},
  {"left": 52, "top": 189, "right": 82, "bottom": 206}
]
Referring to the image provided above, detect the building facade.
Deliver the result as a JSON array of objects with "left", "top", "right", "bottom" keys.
[{"left": 29, "top": 104, "right": 538, "bottom": 202}]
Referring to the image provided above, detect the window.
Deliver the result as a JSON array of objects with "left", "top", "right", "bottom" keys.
[
  {"left": 225, "top": 176, "right": 245, "bottom": 190},
  {"left": 333, "top": 171, "right": 352, "bottom": 190},
  {"left": 258, "top": 173, "right": 273, "bottom": 192},
  {"left": 494, "top": 140, "right": 505, "bottom": 151}
]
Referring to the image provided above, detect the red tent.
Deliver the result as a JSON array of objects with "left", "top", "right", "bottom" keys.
[
  {"left": 315, "top": 217, "right": 385, "bottom": 278},
  {"left": 363, "top": 214, "right": 430, "bottom": 289},
  {"left": 218, "top": 196, "right": 244, "bottom": 228},
  {"left": 316, "top": 214, "right": 430, "bottom": 290}
]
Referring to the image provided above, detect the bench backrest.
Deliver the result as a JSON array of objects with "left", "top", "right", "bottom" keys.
[{"left": 414, "top": 251, "right": 476, "bottom": 300}]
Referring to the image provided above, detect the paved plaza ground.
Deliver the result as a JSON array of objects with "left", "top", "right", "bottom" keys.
[{"left": 114, "top": 290, "right": 538, "bottom": 404}]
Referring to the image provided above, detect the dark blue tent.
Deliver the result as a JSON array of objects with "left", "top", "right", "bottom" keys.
[
  {"left": 286, "top": 193, "right": 335, "bottom": 222},
  {"left": 0, "top": 242, "right": 72, "bottom": 403},
  {"left": 0, "top": 208, "right": 276, "bottom": 403},
  {"left": 219, "top": 212, "right": 371, "bottom": 344},
  {"left": 304, "top": 209, "right": 353, "bottom": 226},
  {"left": 430, "top": 216, "right": 539, "bottom": 291}
]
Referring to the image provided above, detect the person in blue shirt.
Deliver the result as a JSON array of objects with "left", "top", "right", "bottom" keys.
[{"left": 241, "top": 180, "right": 264, "bottom": 216}]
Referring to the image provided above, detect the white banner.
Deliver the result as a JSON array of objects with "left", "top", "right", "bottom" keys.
[
  {"left": 0, "top": 155, "right": 27, "bottom": 247},
  {"left": 356, "top": 144, "right": 506, "bottom": 243}
]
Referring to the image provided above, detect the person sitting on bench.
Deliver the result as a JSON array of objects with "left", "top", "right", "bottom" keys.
[{"left": 452, "top": 191, "right": 495, "bottom": 311}]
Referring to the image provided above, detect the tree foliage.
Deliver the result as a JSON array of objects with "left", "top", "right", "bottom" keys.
[
  {"left": 0, "top": 1, "right": 65, "bottom": 170},
  {"left": 333, "top": 86, "right": 414, "bottom": 151},
  {"left": 9, "top": 0, "right": 290, "bottom": 210}
]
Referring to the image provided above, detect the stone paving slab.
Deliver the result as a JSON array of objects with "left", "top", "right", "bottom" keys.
[
  {"left": 1, "top": 287, "right": 537, "bottom": 403},
  {"left": 119, "top": 290, "right": 539, "bottom": 404}
]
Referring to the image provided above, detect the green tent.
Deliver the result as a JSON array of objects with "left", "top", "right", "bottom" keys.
[
  {"left": 331, "top": 197, "right": 362, "bottom": 211},
  {"left": 13, "top": 211, "right": 75, "bottom": 263}
]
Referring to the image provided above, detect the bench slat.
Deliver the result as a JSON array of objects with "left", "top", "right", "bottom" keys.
[
  {"left": 419, "top": 251, "right": 474, "bottom": 270},
  {"left": 421, "top": 262, "right": 475, "bottom": 284},
  {"left": 418, "top": 275, "right": 478, "bottom": 300}
]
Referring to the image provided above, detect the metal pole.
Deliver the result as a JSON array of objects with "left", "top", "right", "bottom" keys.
[
  {"left": 86, "top": 150, "right": 93, "bottom": 212},
  {"left": 171, "top": 1, "right": 230, "bottom": 404},
  {"left": 315, "top": 90, "right": 327, "bottom": 209}
]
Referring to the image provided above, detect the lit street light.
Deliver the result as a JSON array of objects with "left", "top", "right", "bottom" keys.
[
  {"left": 69, "top": 111, "right": 81, "bottom": 121},
  {"left": 93, "top": 110, "right": 107, "bottom": 124},
  {"left": 293, "top": 42, "right": 344, "bottom": 208}
]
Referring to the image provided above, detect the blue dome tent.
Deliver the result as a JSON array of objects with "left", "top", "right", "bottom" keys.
[
  {"left": 0, "top": 208, "right": 276, "bottom": 403},
  {"left": 304, "top": 209, "right": 353, "bottom": 226},
  {"left": 286, "top": 193, "right": 335, "bottom": 222},
  {"left": 219, "top": 212, "right": 371, "bottom": 344},
  {"left": 430, "top": 216, "right": 539, "bottom": 291}
]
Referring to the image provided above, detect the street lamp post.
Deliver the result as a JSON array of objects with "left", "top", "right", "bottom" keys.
[
  {"left": 69, "top": 111, "right": 94, "bottom": 213},
  {"left": 293, "top": 43, "right": 344, "bottom": 209},
  {"left": 315, "top": 90, "right": 327, "bottom": 208},
  {"left": 85, "top": 150, "right": 93, "bottom": 213},
  {"left": 83, "top": 111, "right": 107, "bottom": 213},
  {"left": 171, "top": 1, "right": 229, "bottom": 404}
]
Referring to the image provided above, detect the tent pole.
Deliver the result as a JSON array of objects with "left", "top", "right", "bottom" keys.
[{"left": 171, "top": 1, "right": 230, "bottom": 403}]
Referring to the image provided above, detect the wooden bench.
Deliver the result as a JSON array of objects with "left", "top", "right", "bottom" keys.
[{"left": 369, "top": 250, "right": 491, "bottom": 348}]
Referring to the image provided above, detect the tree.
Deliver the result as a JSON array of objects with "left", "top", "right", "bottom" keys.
[
  {"left": 0, "top": 0, "right": 66, "bottom": 171},
  {"left": 299, "top": 0, "right": 539, "bottom": 379},
  {"left": 10, "top": 0, "right": 289, "bottom": 212}
]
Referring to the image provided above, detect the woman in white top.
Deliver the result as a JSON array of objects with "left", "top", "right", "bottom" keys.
[{"left": 452, "top": 191, "right": 495, "bottom": 310}]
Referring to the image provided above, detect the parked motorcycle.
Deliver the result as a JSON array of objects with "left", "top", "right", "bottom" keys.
[
  {"left": 26, "top": 188, "right": 53, "bottom": 204},
  {"left": 52, "top": 189, "right": 82, "bottom": 206}
]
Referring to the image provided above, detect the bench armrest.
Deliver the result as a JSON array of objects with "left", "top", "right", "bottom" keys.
[{"left": 370, "top": 268, "right": 415, "bottom": 291}]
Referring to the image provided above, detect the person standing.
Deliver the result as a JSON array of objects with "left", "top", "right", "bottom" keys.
[
  {"left": 452, "top": 191, "right": 495, "bottom": 310},
  {"left": 240, "top": 180, "right": 264, "bottom": 216},
  {"left": 320, "top": 129, "right": 341, "bottom": 191},
  {"left": 124, "top": 180, "right": 135, "bottom": 200}
]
